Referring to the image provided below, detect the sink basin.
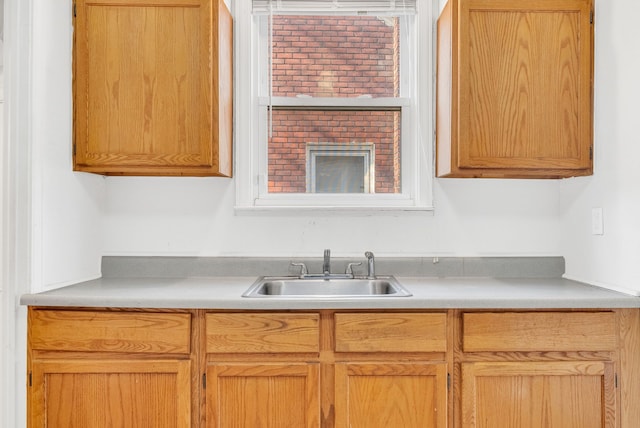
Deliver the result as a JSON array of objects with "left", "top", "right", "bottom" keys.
[{"left": 242, "top": 276, "right": 412, "bottom": 298}]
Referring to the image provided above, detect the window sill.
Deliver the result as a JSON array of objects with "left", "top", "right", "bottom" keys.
[{"left": 234, "top": 204, "right": 435, "bottom": 216}]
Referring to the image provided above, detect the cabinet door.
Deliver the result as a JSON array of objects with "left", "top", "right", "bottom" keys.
[
  {"left": 335, "top": 362, "right": 447, "bottom": 428},
  {"left": 437, "top": 0, "right": 593, "bottom": 178},
  {"left": 73, "top": 0, "right": 232, "bottom": 176},
  {"left": 461, "top": 361, "right": 616, "bottom": 428},
  {"left": 206, "top": 363, "right": 320, "bottom": 428},
  {"left": 29, "top": 359, "right": 191, "bottom": 428}
]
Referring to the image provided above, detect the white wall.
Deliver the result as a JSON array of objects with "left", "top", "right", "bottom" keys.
[
  {"left": 103, "top": 177, "right": 561, "bottom": 257},
  {"left": 560, "top": 0, "right": 640, "bottom": 294},
  {"left": 31, "top": 0, "right": 105, "bottom": 292},
  {"left": 0, "top": 29, "right": 5, "bottom": 427}
]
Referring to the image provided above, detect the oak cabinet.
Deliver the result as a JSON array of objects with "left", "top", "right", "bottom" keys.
[
  {"left": 26, "top": 307, "right": 640, "bottom": 428},
  {"left": 335, "top": 362, "right": 448, "bottom": 428},
  {"left": 334, "top": 312, "right": 449, "bottom": 428},
  {"left": 206, "top": 363, "right": 320, "bottom": 428},
  {"left": 458, "top": 311, "right": 618, "bottom": 428},
  {"left": 461, "top": 361, "right": 615, "bottom": 428},
  {"left": 31, "top": 359, "right": 192, "bottom": 427},
  {"left": 334, "top": 312, "right": 447, "bottom": 353},
  {"left": 204, "top": 313, "right": 321, "bottom": 427},
  {"left": 72, "top": 0, "right": 233, "bottom": 176},
  {"left": 436, "top": 0, "right": 594, "bottom": 178},
  {"left": 27, "top": 309, "right": 194, "bottom": 427}
]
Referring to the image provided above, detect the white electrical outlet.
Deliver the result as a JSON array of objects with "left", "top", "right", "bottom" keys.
[{"left": 591, "top": 207, "right": 604, "bottom": 235}]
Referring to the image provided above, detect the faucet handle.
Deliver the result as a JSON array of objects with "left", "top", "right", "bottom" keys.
[
  {"left": 290, "top": 262, "right": 308, "bottom": 277},
  {"left": 365, "top": 251, "right": 376, "bottom": 279},
  {"left": 345, "top": 262, "right": 362, "bottom": 277}
]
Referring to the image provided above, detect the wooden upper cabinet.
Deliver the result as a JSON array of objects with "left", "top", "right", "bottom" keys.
[
  {"left": 73, "top": 0, "right": 233, "bottom": 176},
  {"left": 437, "top": 0, "right": 593, "bottom": 178}
]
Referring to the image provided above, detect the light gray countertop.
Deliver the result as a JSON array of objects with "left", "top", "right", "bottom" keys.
[{"left": 20, "top": 276, "right": 640, "bottom": 309}]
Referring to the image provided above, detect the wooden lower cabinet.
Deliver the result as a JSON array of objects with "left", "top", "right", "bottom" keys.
[
  {"left": 30, "top": 359, "right": 191, "bottom": 427},
  {"left": 27, "top": 308, "right": 195, "bottom": 428},
  {"left": 335, "top": 362, "right": 448, "bottom": 428},
  {"left": 203, "top": 312, "right": 322, "bottom": 427},
  {"left": 333, "top": 312, "right": 449, "bottom": 428},
  {"left": 206, "top": 363, "right": 320, "bottom": 427},
  {"left": 460, "top": 361, "right": 616, "bottom": 428},
  {"left": 457, "top": 311, "right": 622, "bottom": 428},
  {"left": 27, "top": 308, "right": 640, "bottom": 428}
]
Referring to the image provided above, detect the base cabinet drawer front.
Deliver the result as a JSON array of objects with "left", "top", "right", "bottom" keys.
[
  {"left": 461, "top": 361, "right": 616, "bottom": 428},
  {"left": 335, "top": 312, "right": 447, "bottom": 353},
  {"left": 206, "top": 363, "right": 320, "bottom": 428},
  {"left": 30, "top": 359, "right": 191, "bottom": 428},
  {"left": 29, "top": 309, "right": 191, "bottom": 354},
  {"left": 462, "top": 312, "right": 616, "bottom": 352},
  {"left": 205, "top": 313, "right": 320, "bottom": 353},
  {"left": 335, "top": 362, "right": 448, "bottom": 428}
]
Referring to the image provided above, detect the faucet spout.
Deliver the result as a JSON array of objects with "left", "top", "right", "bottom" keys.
[
  {"left": 323, "top": 249, "right": 331, "bottom": 276},
  {"left": 365, "top": 251, "right": 375, "bottom": 279}
]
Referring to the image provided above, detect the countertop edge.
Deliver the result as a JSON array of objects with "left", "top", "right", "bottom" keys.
[{"left": 19, "top": 276, "right": 640, "bottom": 310}]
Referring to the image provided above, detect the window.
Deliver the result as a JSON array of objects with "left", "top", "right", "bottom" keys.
[
  {"left": 235, "top": 0, "right": 434, "bottom": 211},
  {"left": 306, "top": 143, "right": 376, "bottom": 193}
]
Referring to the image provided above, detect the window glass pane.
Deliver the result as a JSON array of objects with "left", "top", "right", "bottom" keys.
[
  {"left": 268, "top": 109, "right": 401, "bottom": 194},
  {"left": 315, "top": 156, "right": 365, "bottom": 193},
  {"left": 271, "top": 15, "right": 400, "bottom": 98}
]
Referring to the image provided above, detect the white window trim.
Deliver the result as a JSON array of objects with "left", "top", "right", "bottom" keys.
[{"left": 234, "top": 0, "right": 435, "bottom": 213}]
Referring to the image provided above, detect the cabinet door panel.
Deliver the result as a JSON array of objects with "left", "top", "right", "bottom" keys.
[
  {"left": 461, "top": 361, "right": 616, "bottom": 428},
  {"left": 335, "top": 362, "right": 447, "bottom": 428},
  {"left": 74, "top": 0, "right": 232, "bottom": 176},
  {"left": 30, "top": 359, "right": 191, "bottom": 428},
  {"left": 207, "top": 363, "right": 320, "bottom": 428},
  {"left": 460, "top": 3, "right": 592, "bottom": 170},
  {"left": 437, "top": 0, "right": 593, "bottom": 178}
]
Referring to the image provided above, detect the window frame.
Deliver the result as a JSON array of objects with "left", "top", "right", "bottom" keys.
[{"left": 234, "top": 0, "right": 435, "bottom": 212}]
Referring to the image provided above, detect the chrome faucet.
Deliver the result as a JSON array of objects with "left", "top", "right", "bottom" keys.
[
  {"left": 365, "top": 251, "right": 376, "bottom": 278},
  {"left": 290, "top": 262, "right": 308, "bottom": 277},
  {"left": 322, "top": 249, "right": 331, "bottom": 276}
]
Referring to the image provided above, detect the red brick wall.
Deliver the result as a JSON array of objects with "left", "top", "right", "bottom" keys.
[{"left": 268, "top": 15, "right": 401, "bottom": 193}]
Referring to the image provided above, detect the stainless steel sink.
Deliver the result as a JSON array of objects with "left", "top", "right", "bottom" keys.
[{"left": 242, "top": 276, "right": 412, "bottom": 298}]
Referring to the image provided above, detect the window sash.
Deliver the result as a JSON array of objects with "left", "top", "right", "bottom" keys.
[
  {"left": 253, "top": 0, "right": 417, "bottom": 15},
  {"left": 259, "top": 96, "right": 408, "bottom": 108}
]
